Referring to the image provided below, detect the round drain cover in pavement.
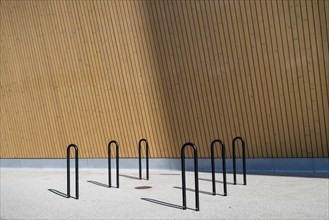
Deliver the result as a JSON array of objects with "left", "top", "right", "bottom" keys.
[{"left": 135, "top": 186, "right": 152, "bottom": 189}]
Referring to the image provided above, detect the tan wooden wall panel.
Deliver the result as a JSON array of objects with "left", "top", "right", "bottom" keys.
[{"left": 0, "top": 0, "right": 328, "bottom": 159}]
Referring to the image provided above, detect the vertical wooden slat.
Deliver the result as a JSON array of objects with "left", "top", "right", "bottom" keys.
[
  {"left": 175, "top": 0, "right": 202, "bottom": 158},
  {"left": 92, "top": 0, "right": 115, "bottom": 157},
  {"left": 222, "top": 1, "right": 248, "bottom": 158},
  {"left": 82, "top": 0, "right": 104, "bottom": 158},
  {"left": 318, "top": 0, "right": 329, "bottom": 157},
  {"left": 236, "top": 0, "right": 262, "bottom": 158},
  {"left": 183, "top": 0, "right": 208, "bottom": 157},
  {"left": 139, "top": 0, "right": 168, "bottom": 157},
  {"left": 98, "top": 0, "right": 130, "bottom": 158},
  {"left": 292, "top": 0, "right": 311, "bottom": 157},
  {"left": 91, "top": 0, "right": 115, "bottom": 157},
  {"left": 312, "top": 0, "right": 328, "bottom": 157},
  {"left": 43, "top": 1, "right": 71, "bottom": 158},
  {"left": 206, "top": 0, "right": 232, "bottom": 157},
  {"left": 197, "top": 1, "right": 216, "bottom": 156},
  {"left": 32, "top": 1, "right": 57, "bottom": 158},
  {"left": 136, "top": 0, "right": 162, "bottom": 158},
  {"left": 108, "top": 1, "right": 137, "bottom": 157},
  {"left": 81, "top": 0, "right": 104, "bottom": 158},
  {"left": 131, "top": 0, "right": 162, "bottom": 157},
  {"left": 300, "top": 1, "right": 319, "bottom": 157},
  {"left": 1, "top": 2, "right": 13, "bottom": 158},
  {"left": 260, "top": 0, "right": 283, "bottom": 157},
  {"left": 305, "top": 0, "right": 323, "bottom": 157},
  {"left": 148, "top": 0, "right": 176, "bottom": 157},
  {"left": 196, "top": 0, "right": 214, "bottom": 157},
  {"left": 257, "top": 0, "right": 281, "bottom": 157},
  {"left": 227, "top": 1, "right": 253, "bottom": 158},
  {"left": 268, "top": 1, "right": 290, "bottom": 157},
  {"left": 219, "top": 0, "right": 243, "bottom": 157},
  {"left": 213, "top": 1, "right": 235, "bottom": 158},
  {"left": 66, "top": 0, "right": 90, "bottom": 157},
  {"left": 16, "top": 2, "right": 44, "bottom": 158},
  {"left": 282, "top": 0, "right": 304, "bottom": 157},
  {"left": 56, "top": 0, "right": 86, "bottom": 156},
  {"left": 158, "top": 0, "right": 185, "bottom": 157},
  {"left": 115, "top": 1, "right": 144, "bottom": 157},
  {"left": 123, "top": 0, "right": 153, "bottom": 157},
  {"left": 255, "top": 0, "right": 277, "bottom": 157},
  {"left": 10, "top": 2, "right": 31, "bottom": 158},
  {"left": 170, "top": 0, "right": 196, "bottom": 157},
  {"left": 244, "top": 0, "right": 269, "bottom": 157},
  {"left": 277, "top": 0, "right": 297, "bottom": 157}
]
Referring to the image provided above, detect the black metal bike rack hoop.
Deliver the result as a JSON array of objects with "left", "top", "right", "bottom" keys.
[
  {"left": 232, "top": 137, "right": 247, "bottom": 185},
  {"left": 138, "top": 139, "right": 149, "bottom": 180},
  {"left": 67, "top": 144, "right": 79, "bottom": 199},
  {"left": 211, "top": 139, "right": 227, "bottom": 196},
  {"left": 181, "top": 142, "right": 199, "bottom": 211},
  {"left": 108, "top": 140, "right": 119, "bottom": 188}
]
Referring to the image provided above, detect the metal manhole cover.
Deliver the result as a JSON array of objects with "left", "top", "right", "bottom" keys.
[{"left": 135, "top": 186, "right": 152, "bottom": 189}]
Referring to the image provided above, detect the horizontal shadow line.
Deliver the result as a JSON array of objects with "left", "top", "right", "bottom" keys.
[
  {"left": 87, "top": 180, "right": 111, "bottom": 188},
  {"left": 141, "top": 198, "right": 194, "bottom": 211},
  {"left": 198, "top": 177, "right": 236, "bottom": 185},
  {"left": 48, "top": 189, "right": 68, "bottom": 198},
  {"left": 119, "top": 174, "right": 140, "bottom": 180},
  {"left": 173, "top": 186, "right": 216, "bottom": 196}
]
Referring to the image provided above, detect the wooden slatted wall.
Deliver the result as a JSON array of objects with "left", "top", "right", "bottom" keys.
[{"left": 1, "top": 0, "right": 328, "bottom": 158}]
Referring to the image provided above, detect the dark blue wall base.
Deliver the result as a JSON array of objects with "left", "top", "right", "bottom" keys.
[{"left": 1, "top": 158, "right": 328, "bottom": 173}]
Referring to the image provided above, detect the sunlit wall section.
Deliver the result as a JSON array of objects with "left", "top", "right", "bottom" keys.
[{"left": 1, "top": 0, "right": 328, "bottom": 158}]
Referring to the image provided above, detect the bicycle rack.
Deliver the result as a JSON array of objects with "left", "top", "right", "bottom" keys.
[
  {"left": 108, "top": 140, "right": 119, "bottom": 188},
  {"left": 181, "top": 142, "right": 199, "bottom": 211},
  {"left": 138, "top": 139, "right": 149, "bottom": 180},
  {"left": 232, "top": 136, "right": 247, "bottom": 185},
  {"left": 67, "top": 144, "right": 79, "bottom": 199},
  {"left": 211, "top": 139, "right": 227, "bottom": 196}
]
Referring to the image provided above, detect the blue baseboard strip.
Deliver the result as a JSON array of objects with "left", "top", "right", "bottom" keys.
[{"left": 1, "top": 158, "right": 328, "bottom": 173}]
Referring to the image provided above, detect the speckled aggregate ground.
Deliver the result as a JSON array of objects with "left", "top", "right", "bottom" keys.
[{"left": 0, "top": 168, "right": 328, "bottom": 219}]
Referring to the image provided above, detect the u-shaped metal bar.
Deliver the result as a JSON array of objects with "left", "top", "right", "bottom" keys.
[
  {"left": 67, "top": 144, "right": 79, "bottom": 199},
  {"left": 232, "top": 136, "right": 247, "bottom": 185},
  {"left": 138, "top": 139, "right": 149, "bottom": 180},
  {"left": 108, "top": 140, "right": 119, "bottom": 188},
  {"left": 181, "top": 142, "right": 199, "bottom": 211},
  {"left": 211, "top": 139, "right": 227, "bottom": 196}
]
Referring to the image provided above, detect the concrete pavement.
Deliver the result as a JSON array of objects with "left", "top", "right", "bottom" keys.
[{"left": 0, "top": 168, "right": 328, "bottom": 219}]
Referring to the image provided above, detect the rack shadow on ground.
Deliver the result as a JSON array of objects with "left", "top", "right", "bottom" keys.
[
  {"left": 87, "top": 180, "right": 113, "bottom": 188},
  {"left": 141, "top": 198, "right": 195, "bottom": 211},
  {"left": 173, "top": 186, "right": 226, "bottom": 196},
  {"left": 198, "top": 177, "right": 241, "bottom": 185},
  {"left": 119, "top": 174, "right": 140, "bottom": 180},
  {"left": 48, "top": 189, "right": 68, "bottom": 198}
]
